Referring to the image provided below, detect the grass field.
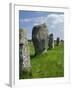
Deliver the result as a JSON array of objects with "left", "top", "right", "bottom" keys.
[{"left": 28, "top": 42, "right": 64, "bottom": 78}]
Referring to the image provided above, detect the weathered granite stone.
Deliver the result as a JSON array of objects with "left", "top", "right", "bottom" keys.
[
  {"left": 56, "top": 37, "right": 60, "bottom": 46},
  {"left": 48, "top": 33, "right": 54, "bottom": 49},
  {"left": 32, "top": 23, "right": 48, "bottom": 55},
  {"left": 19, "top": 29, "right": 31, "bottom": 73}
]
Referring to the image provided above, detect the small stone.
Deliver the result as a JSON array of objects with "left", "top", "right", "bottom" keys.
[{"left": 48, "top": 33, "right": 54, "bottom": 49}]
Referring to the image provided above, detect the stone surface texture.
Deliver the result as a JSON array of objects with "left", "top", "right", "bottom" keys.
[
  {"left": 19, "top": 29, "right": 31, "bottom": 72},
  {"left": 32, "top": 23, "right": 48, "bottom": 55}
]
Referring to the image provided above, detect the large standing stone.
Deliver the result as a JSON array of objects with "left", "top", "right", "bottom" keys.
[
  {"left": 32, "top": 23, "right": 48, "bottom": 55},
  {"left": 19, "top": 29, "right": 31, "bottom": 75},
  {"left": 56, "top": 37, "right": 60, "bottom": 46},
  {"left": 48, "top": 33, "right": 54, "bottom": 49}
]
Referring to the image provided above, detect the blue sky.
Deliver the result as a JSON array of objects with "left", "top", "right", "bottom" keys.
[{"left": 19, "top": 10, "right": 64, "bottom": 40}]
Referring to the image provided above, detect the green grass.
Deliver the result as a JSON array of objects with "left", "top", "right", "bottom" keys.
[
  {"left": 20, "top": 42, "right": 64, "bottom": 79},
  {"left": 29, "top": 42, "right": 64, "bottom": 78}
]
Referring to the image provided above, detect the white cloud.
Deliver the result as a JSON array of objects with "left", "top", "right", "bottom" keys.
[
  {"left": 32, "top": 14, "right": 64, "bottom": 27},
  {"left": 20, "top": 18, "right": 32, "bottom": 22},
  {"left": 20, "top": 14, "right": 64, "bottom": 25},
  {"left": 47, "top": 14, "right": 64, "bottom": 40},
  {"left": 23, "top": 19, "right": 31, "bottom": 22},
  {"left": 47, "top": 14, "right": 64, "bottom": 25},
  {"left": 20, "top": 13, "right": 64, "bottom": 40}
]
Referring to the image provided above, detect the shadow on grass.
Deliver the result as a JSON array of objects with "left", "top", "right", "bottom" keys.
[
  {"left": 30, "top": 50, "right": 49, "bottom": 60},
  {"left": 30, "top": 54, "right": 36, "bottom": 59},
  {"left": 30, "top": 53, "right": 42, "bottom": 60},
  {"left": 19, "top": 69, "right": 33, "bottom": 79}
]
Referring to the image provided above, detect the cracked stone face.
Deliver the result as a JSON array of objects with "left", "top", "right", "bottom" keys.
[
  {"left": 32, "top": 23, "right": 48, "bottom": 55},
  {"left": 19, "top": 29, "right": 31, "bottom": 72}
]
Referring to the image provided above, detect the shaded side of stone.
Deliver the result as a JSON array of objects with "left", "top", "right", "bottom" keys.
[
  {"left": 56, "top": 37, "right": 60, "bottom": 46},
  {"left": 48, "top": 33, "right": 54, "bottom": 49},
  {"left": 32, "top": 23, "right": 48, "bottom": 55}
]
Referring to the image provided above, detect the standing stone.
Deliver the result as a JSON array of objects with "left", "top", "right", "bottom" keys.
[
  {"left": 19, "top": 29, "right": 31, "bottom": 77},
  {"left": 32, "top": 23, "right": 48, "bottom": 55},
  {"left": 48, "top": 33, "right": 54, "bottom": 49},
  {"left": 56, "top": 37, "right": 60, "bottom": 46}
]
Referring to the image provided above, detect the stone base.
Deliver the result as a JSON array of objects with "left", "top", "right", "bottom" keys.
[
  {"left": 42, "top": 49, "right": 47, "bottom": 53},
  {"left": 19, "top": 67, "right": 32, "bottom": 79}
]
